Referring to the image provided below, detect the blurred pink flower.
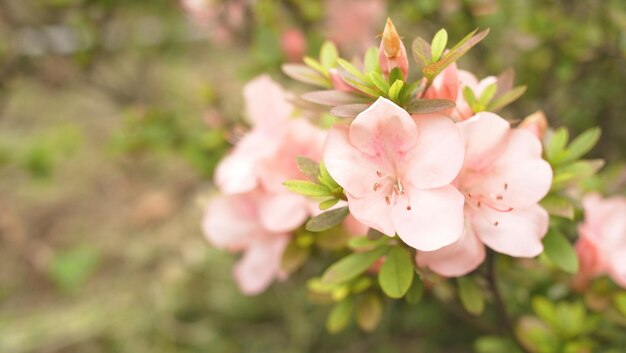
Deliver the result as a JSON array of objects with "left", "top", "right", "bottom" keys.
[
  {"left": 417, "top": 113, "right": 552, "bottom": 276},
  {"left": 574, "top": 194, "right": 626, "bottom": 289},
  {"left": 324, "top": 0, "right": 386, "bottom": 54},
  {"left": 519, "top": 111, "right": 549, "bottom": 140},
  {"left": 204, "top": 75, "right": 327, "bottom": 294},
  {"left": 324, "top": 97, "right": 465, "bottom": 251},
  {"left": 281, "top": 28, "right": 307, "bottom": 62}
]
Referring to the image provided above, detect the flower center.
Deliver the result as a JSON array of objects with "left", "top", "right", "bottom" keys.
[
  {"left": 372, "top": 170, "right": 412, "bottom": 210},
  {"left": 464, "top": 182, "right": 513, "bottom": 227}
]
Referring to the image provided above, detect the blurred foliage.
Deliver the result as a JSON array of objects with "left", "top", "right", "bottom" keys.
[{"left": 1, "top": 0, "right": 625, "bottom": 352}]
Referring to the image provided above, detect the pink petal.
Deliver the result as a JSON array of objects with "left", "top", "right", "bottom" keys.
[
  {"left": 403, "top": 114, "right": 464, "bottom": 189},
  {"left": 258, "top": 192, "right": 309, "bottom": 233},
  {"left": 233, "top": 235, "right": 289, "bottom": 295},
  {"left": 416, "top": 222, "right": 486, "bottom": 277},
  {"left": 349, "top": 97, "right": 418, "bottom": 159},
  {"left": 323, "top": 125, "right": 382, "bottom": 198},
  {"left": 202, "top": 193, "right": 261, "bottom": 251},
  {"left": 391, "top": 185, "right": 465, "bottom": 251},
  {"left": 609, "top": 248, "right": 626, "bottom": 288},
  {"left": 244, "top": 75, "right": 291, "bottom": 130},
  {"left": 346, "top": 191, "right": 396, "bottom": 236},
  {"left": 456, "top": 112, "right": 510, "bottom": 171},
  {"left": 476, "top": 129, "right": 552, "bottom": 208},
  {"left": 423, "top": 63, "right": 459, "bottom": 101},
  {"left": 471, "top": 204, "right": 548, "bottom": 257}
]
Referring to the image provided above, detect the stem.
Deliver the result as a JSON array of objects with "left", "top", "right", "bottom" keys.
[
  {"left": 485, "top": 253, "right": 532, "bottom": 353},
  {"left": 419, "top": 78, "right": 433, "bottom": 99}
]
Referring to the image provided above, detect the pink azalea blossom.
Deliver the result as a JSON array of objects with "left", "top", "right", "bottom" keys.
[
  {"left": 417, "top": 112, "right": 552, "bottom": 276},
  {"left": 281, "top": 28, "right": 307, "bottom": 62},
  {"left": 325, "top": 0, "right": 385, "bottom": 54},
  {"left": 324, "top": 97, "right": 466, "bottom": 251},
  {"left": 574, "top": 194, "right": 626, "bottom": 289}
]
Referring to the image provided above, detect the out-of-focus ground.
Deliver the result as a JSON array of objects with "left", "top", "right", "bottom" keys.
[{"left": 0, "top": 0, "right": 625, "bottom": 352}]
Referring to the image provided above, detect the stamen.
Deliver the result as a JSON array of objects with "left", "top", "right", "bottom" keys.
[
  {"left": 504, "top": 183, "right": 508, "bottom": 191},
  {"left": 494, "top": 221, "right": 499, "bottom": 226},
  {"left": 477, "top": 201, "right": 482, "bottom": 207},
  {"left": 373, "top": 182, "right": 380, "bottom": 191},
  {"left": 496, "top": 195, "right": 503, "bottom": 200},
  {"left": 385, "top": 196, "right": 390, "bottom": 205},
  {"left": 376, "top": 170, "right": 383, "bottom": 177},
  {"left": 392, "top": 185, "right": 399, "bottom": 195},
  {"left": 406, "top": 205, "right": 411, "bottom": 211}
]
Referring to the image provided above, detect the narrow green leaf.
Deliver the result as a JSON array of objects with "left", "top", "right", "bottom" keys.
[
  {"left": 463, "top": 86, "right": 479, "bottom": 108},
  {"left": 367, "top": 228, "right": 385, "bottom": 240},
  {"left": 301, "top": 90, "right": 369, "bottom": 106},
  {"left": 615, "top": 293, "right": 626, "bottom": 317},
  {"left": 539, "top": 194, "right": 575, "bottom": 219},
  {"left": 546, "top": 127, "right": 570, "bottom": 163},
  {"left": 296, "top": 156, "right": 320, "bottom": 181},
  {"left": 532, "top": 297, "right": 559, "bottom": 329},
  {"left": 329, "top": 103, "right": 371, "bottom": 118},
  {"left": 355, "top": 293, "right": 383, "bottom": 332},
  {"left": 283, "top": 180, "right": 331, "bottom": 197},
  {"left": 282, "top": 64, "right": 330, "bottom": 87},
  {"left": 378, "top": 246, "right": 414, "bottom": 299},
  {"left": 322, "top": 246, "right": 390, "bottom": 285},
  {"left": 320, "top": 41, "right": 339, "bottom": 70},
  {"left": 281, "top": 239, "right": 310, "bottom": 274},
  {"left": 405, "top": 277, "right": 424, "bottom": 305},
  {"left": 368, "top": 71, "right": 390, "bottom": 94},
  {"left": 552, "top": 159, "right": 604, "bottom": 187},
  {"left": 327, "top": 299, "right": 353, "bottom": 334},
  {"left": 479, "top": 82, "right": 497, "bottom": 106},
  {"left": 348, "top": 236, "right": 389, "bottom": 250},
  {"left": 337, "top": 58, "right": 365, "bottom": 80},
  {"left": 475, "top": 336, "right": 523, "bottom": 353},
  {"left": 388, "top": 67, "right": 403, "bottom": 84},
  {"left": 457, "top": 277, "right": 485, "bottom": 315},
  {"left": 388, "top": 80, "right": 404, "bottom": 102},
  {"left": 488, "top": 85, "right": 526, "bottom": 111},
  {"left": 542, "top": 229, "right": 579, "bottom": 274},
  {"left": 342, "top": 77, "right": 380, "bottom": 97},
  {"left": 303, "top": 56, "right": 328, "bottom": 77},
  {"left": 318, "top": 161, "right": 340, "bottom": 189},
  {"left": 306, "top": 206, "right": 350, "bottom": 232},
  {"left": 561, "top": 127, "right": 601, "bottom": 164},
  {"left": 364, "top": 47, "right": 379, "bottom": 73},
  {"left": 431, "top": 28, "right": 448, "bottom": 62},
  {"left": 423, "top": 28, "right": 490, "bottom": 79},
  {"left": 319, "top": 198, "right": 339, "bottom": 210}
]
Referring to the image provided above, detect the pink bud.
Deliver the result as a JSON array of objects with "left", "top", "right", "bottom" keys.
[
  {"left": 329, "top": 68, "right": 358, "bottom": 92},
  {"left": 378, "top": 18, "right": 408, "bottom": 79},
  {"left": 281, "top": 28, "right": 307, "bottom": 63},
  {"left": 519, "top": 111, "right": 548, "bottom": 139}
]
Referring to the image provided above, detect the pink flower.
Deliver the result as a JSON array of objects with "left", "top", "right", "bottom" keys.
[
  {"left": 454, "top": 70, "right": 497, "bottom": 120},
  {"left": 281, "top": 28, "right": 307, "bottom": 62},
  {"left": 325, "top": 0, "right": 385, "bottom": 54},
  {"left": 519, "top": 111, "right": 549, "bottom": 140},
  {"left": 329, "top": 68, "right": 358, "bottom": 92},
  {"left": 203, "top": 191, "right": 289, "bottom": 295},
  {"left": 422, "top": 62, "right": 460, "bottom": 102},
  {"left": 324, "top": 97, "right": 466, "bottom": 251},
  {"left": 417, "top": 112, "right": 552, "bottom": 276},
  {"left": 574, "top": 194, "right": 626, "bottom": 288}
]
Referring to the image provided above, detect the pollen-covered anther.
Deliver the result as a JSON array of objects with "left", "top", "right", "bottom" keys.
[
  {"left": 385, "top": 196, "right": 391, "bottom": 205},
  {"left": 373, "top": 182, "right": 380, "bottom": 191},
  {"left": 406, "top": 205, "right": 411, "bottom": 211},
  {"left": 376, "top": 170, "right": 383, "bottom": 177},
  {"left": 494, "top": 221, "right": 499, "bottom": 226}
]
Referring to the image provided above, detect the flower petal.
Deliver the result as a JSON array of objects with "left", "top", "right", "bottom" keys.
[
  {"left": 609, "top": 248, "right": 626, "bottom": 288},
  {"left": 346, "top": 192, "right": 395, "bottom": 236},
  {"left": 349, "top": 97, "right": 418, "bottom": 159},
  {"left": 233, "top": 235, "right": 289, "bottom": 295},
  {"left": 202, "top": 193, "right": 261, "bottom": 251},
  {"left": 391, "top": 185, "right": 465, "bottom": 251},
  {"left": 456, "top": 112, "right": 510, "bottom": 171},
  {"left": 404, "top": 114, "right": 464, "bottom": 189},
  {"left": 244, "top": 75, "right": 292, "bottom": 130},
  {"left": 258, "top": 192, "right": 309, "bottom": 233},
  {"left": 472, "top": 204, "right": 548, "bottom": 257},
  {"left": 324, "top": 125, "right": 382, "bottom": 198},
  {"left": 416, "top": 222, "right": 485, "bottom": 277}
]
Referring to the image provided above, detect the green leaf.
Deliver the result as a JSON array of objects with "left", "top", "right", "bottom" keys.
[
  {"left": 542, "top": 229, "right": 579, "bottom": 274},
  {"left": 322, "top": 246, "right": 390, "bottom": 285},
  {"left": 423, "top": 28, "right": 490, "bottom": 79},
  {"left": 281, "top": 239, "right": 310, "bottom": 274},
  {"left": 546, "top": 127, "right": 570, "bottom": 163},
  {"left": 337, "top": 58, "right": 365, "bottom": 80},
  {"left": 405, "top": 278, "right": 424, "bottom": 305},
  {"left": 561, "top": 127, "right": 601, "bottom": 164},
  {"left": 355, "top": 293, "right": 383, "bottom": 332},
  {"left": 411, "top": 36, "right": 432, "bottom": 71},
  {"left": 614, "top": 292, "right": 626, "bottom": 317},
  {"left": 49, "top": 246, "right": 100, "bottom": 292},
  {"left": 282, "top": 64, "right": 330, "bottom": 87},
  {"left": 475, "top": 336, "right": 523, "bottom": 353},
  {"left": 431, "top": 28, "right": 448, "bottom": 62},
  {"left": 407, "top": 99, "right": 456, "bottom": 114},
  {"left": 457, "top": 277, "right": 485, "bottom": 315},
  {"left": 388, "top": 80, "right": 404, "bottom": 102},
  {"left": 329, "top": 103, "right": 371, "bottom": 118},
  {"left": 368, "top": 71, "right": 390, "bottom": 94},
  {"left": 320, "top": 41, "right": 339, "bottom": 70},
  {"left": 318, "top": 162, "right": 340, "bottom": 190},
  {"left": 319, "top": 198, "right": 339, "bottom": 210},
  {"left": 306, "top": 206, "right": 350, "bottom": 232},
  {"left": 364, "top": 47, "right": 379, "bottom": 73},
  {"left": 378, "top": 246, "right": 414, "bottom": 299},
  {"left": 283, "top": 180, "right": 331, "bottom": 197},
  {"left": 479, "top": 82, "right": 497, "bottom": 107},
  {"left": 348, "top": 236, "right": 389, "bottom": 250},
  {"left": 388, "top": 67, "right": 403, "bottom": 84},
  {"left": 488, "top": 85, "right": 526, "bottom": 111},
  {"left": 552, "top": 159, "right": 604, "bottom": 187},
  {"left": 539, "top": 194, "right": 575, "bottom": 219},
  {"left": 532, "top": 297, "right": 559, "bottom": 329},
  {"left": 303, "top": 56, "right": 328, "bottom": 77},
  {"left": 296, "top": 156, "right": 320, "bottom": 181},
  {"left": 326, "top": 299, "right": 353, "bottom": 334},
  {"left": 342, "top": 77, "right": 380, "bottom": 97},
  {"left": 463, "top": 86, "right": 479, "bottom": 108}
]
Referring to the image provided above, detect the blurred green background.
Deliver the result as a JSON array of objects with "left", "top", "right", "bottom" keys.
[{"left": 0, "top": 0, "right": 624, "bottom": 352}]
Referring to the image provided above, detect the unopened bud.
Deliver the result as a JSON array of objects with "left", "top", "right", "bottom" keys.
[
  {"left": 519, "top": 110, "right": 548, "bottom": 139},
  {"left": 378, "top": 18, "right": 409, "bottom": 79}
]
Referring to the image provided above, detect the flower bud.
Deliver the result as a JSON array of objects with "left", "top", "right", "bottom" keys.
[
  {"left": 378, "top": 18, "right": 409, "bottom": 79},
  {"left": 519, "top": 110, "right": 548, "bottom": 139}
]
